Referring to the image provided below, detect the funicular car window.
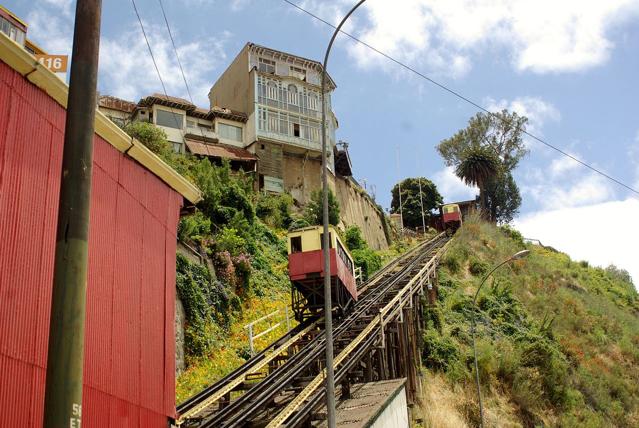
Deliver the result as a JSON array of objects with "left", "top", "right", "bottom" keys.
[
  {"left": 336, "top": 240, "right": 353, "bottom": 273},
  {"left": 290, "top": 236, "right": 302, "bottom": 253}
]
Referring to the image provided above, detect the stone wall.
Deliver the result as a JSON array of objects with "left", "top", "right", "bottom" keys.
[{"left": 335, "top": 176, "right": 390, "bottom": 251}]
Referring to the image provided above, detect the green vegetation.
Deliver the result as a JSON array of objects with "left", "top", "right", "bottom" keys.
[
  {"left": 419, "top": 217, "right": 639, "bottom": 427},
  {"left": 437, "top": 110, "right": 528, "bottom": 223},
  {"left": 390, "top": 177, "right": 443, "bottom": 229},
  {"left": 304, "top": 189, "right": 340, "bottom": 226},
  {"left": 344, "top": 225, "right": 382, "bottom": 281}
]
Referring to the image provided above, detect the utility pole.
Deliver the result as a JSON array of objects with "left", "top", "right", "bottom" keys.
[
  {"left": 417, "top": 151, "right": 426, "bottom": 233},
  {"left": 43, "top": 1, "right": 102, "bottom": 427},
  {"left": 396, "top": 145, "right": 404, "bottom": 231}
]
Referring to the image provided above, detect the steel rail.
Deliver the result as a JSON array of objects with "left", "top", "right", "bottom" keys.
[
  {"left": 216, "top": 236, "right": 447, "bottom": 427},
  {"left": 187, "top": 234, "right": 446, "bottom": 427},
  {"left": 176, "top": 318, "right": 316, "bottom": 417},
  {"left": 200, "top": 239, "right": 438, "bottom": 427},
  {"left": 175, "top": 319, "right": 321, "bottom": 424},
  {"left": 266, "top": 235, "right": 450, "bottom": 427}
]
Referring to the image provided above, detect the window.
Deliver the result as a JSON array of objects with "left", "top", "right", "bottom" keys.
[
  {"left": 308, "top": 93, "right": 319, "bottom": 111},
  {"left": 293, "top": 123, "right": 300, "bottom": 137},
  {"left": 266, "top": 81, "right": 278, "bottom": 100},
  {"left": 0, "top": 17, "right": 26, "bottom": 47},
  {"left": 258, "top": 57, "right": 276, "bottom": 74},
  {"left": 218, "top": 123, "right": 243, "bottom": 142},
  {"left": 289, "top": 66, "right": 306, "bottom": 81},
  {"left": 290, "top": 236, "right": 302, "bottom": 253},
  {"left": 287, "top": 84, "right": 298, "bottom": 105},
  {"left": 155, "top": 109, "right": 184, "bottom": 129}
]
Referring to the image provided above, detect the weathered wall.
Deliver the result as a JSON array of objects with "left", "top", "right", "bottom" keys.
[
  {"left": 335, "top": 176, "right": 389, "bottom": 250},
  {"left": 282, "top": 152, "right": 389, "bottom": 250},
  {"left": 283, "top": 150, "right": 322, "bottom": 205}
]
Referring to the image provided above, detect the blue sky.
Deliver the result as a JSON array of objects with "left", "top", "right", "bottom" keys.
[{"left": 9, "top": 0, "right": 639, "bottom": 282}]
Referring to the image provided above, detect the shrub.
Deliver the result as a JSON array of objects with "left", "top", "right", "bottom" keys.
[
  {"left": 422, "top": 328, "right": 460, "bottom": 371},
  {"left": 216, "top": 227, "right": 247, "bottom": 257},
  {"left": 305, "top": 189, "right": 340, "bottom": 226},
  {"left": 124, "top": 121, "right": 174, "bottom": 163},
  {"left": 352, "top": 248, "right": 382, "bottom": 281},
  {"left": 256, "top": 192, "right": 294, "bottom": 229},
  {"left": 469, "top": 257, "right": 489, "bottom": 276},
  {"left": 344, "top": 225, "right": 367, "bottom": 251},
  {"left": 178, "top": 211, "right": 211, "bottom": 244},
  {"left": 500, "top": 224, "right": 525, "bottom": 247}
]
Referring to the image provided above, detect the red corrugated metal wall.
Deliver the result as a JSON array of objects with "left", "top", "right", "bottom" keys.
[{"left": 0, "top": 61, "right": 180, "bottom": 426}]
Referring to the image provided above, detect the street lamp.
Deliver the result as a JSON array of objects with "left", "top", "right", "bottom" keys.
[
  {"left": 320, "top": 1, "right": 367, "bottom": 427},
  {"left": 471, "top": 249, "right": 529, "bottom": 427}
]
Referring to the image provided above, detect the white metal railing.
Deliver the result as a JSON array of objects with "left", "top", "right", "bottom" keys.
[{"left": 244, "top": 307, "right": 292, "bottom": 356}]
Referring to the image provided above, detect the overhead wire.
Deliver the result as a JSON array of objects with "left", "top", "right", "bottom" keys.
[
  {"left": 281, "top": 0, "right": 639, "bottom": 196},
  {"left": 156, "top": 0, "right": 210, "bottom": 141}
]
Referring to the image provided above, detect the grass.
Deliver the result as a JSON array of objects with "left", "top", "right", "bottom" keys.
[{"left": 416, "top": 215, "right": 639, "bottom": 427}]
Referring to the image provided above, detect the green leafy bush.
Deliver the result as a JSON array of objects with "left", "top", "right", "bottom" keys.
[
  {"left": 256, "top": 192, "right": 294, "bottom": 229},
  {"left": 178, "top": 211, "right": 211, "bottom": 244},
  {"left": 344, "top": 225, "right": 366, "bottom": 251},
  {"left": 305, "top": 189, "right": 340, "bottom": 226},
  {"left": 422, "top": 328, "right": 459, "bottom": 371},
  {"left": 352, "top": 248, "right": 382, "bottom": 281}
]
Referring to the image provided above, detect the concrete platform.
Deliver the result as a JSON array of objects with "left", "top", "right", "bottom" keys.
[{"left": 317, "top": 379, "right": 409, "bottom": 428}]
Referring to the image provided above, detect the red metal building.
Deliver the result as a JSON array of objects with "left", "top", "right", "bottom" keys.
[{"left": 0, "top": 34, "right": 201, "bottom": 426}]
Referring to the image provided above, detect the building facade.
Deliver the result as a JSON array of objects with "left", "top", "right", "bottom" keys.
[
  {"left": 209, "top": 43, "right": 339, "bottom": 201},
  {"left": 97, "top": 93, "right": 257, "bottom": 171}
]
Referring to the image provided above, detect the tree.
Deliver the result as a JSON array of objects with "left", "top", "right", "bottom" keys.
[
  {"left": 438, "top": 110, "right": 529, "bottom": 171},
  {"left": 485, "top": 171, "right": 522, "bottom": 223},
  {"left": 437, "top": 110, "right": 528, "bottom": 222},
  {"left": 390, "top": 177, "right": 443, "bottom": 229},
  {"left": 455, "top": 146, "right": 500, "bottom": 214},
  {"left": 305, "top": 189, "right": 340, "bottom": 226},
  {"left": 124, "top": 121, "right": 174, "bottom": 163}
]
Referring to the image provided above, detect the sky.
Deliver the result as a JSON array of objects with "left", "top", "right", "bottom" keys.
[{"left": 8, "top": 0, "right": 639, "bottom": 284}]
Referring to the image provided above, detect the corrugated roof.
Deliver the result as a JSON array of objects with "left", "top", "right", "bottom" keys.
[
  {"left": 98, "top": 95, "right": 136, "bottom": 113},
  {"left": 185, "top": 140, "right": 256, "bottom": 161},
  {"left": 0, "top": 32, "right": 202, "bottom": 204}
]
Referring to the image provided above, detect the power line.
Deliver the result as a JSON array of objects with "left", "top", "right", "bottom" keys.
[
  {"left": 157, "top": 0, "right": 195, "bottom": 106},
  {"left": 156, "top": 0, "right": 210, "bottom": 142},
  {"left": 130, "top": 0, "right": 183, "bottom": 131},
  {"left": 281, "top": 0, "right": 639, "bottom": 196}
]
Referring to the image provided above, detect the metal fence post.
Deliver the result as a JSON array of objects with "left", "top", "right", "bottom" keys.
[
  {"left": 248, "top": 324, "right": 254, "bottom": 356},
  {"left": 285, "top": 306, "right": 290, "bottom": 331}
]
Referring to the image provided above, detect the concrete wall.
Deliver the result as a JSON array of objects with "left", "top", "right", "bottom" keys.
[
  {"left": 370, "top": 386, "right": 410, "bottom": 428},
  {"left": 335, "top": 176, "right": 390, "bottom": 251},
  {"left": 282, "top": 152, "right": 389, "bottom": 250},
  {"left": 209, "top": 44, "right": 251, "bottom": 115}
]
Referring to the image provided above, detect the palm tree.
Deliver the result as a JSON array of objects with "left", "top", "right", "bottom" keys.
[{"left": 455, "top": 146, "right": 500, "bottom": 219}]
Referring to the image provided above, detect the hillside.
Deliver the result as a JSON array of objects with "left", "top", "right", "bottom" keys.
[{"left": 416, "top": 217, "right": 639, "bottom": 427}]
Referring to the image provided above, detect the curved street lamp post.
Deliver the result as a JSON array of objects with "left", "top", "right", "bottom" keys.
[
  {"left": 320, "top": 1, "right": 367, "bottom": 427},
  {"left": 471, "top": 249, "right": 530, "bottom": 427}
]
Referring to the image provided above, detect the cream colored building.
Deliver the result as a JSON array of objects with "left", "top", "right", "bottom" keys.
[{"left": 209, "top": 43, "right": 339, "bottom": 201}]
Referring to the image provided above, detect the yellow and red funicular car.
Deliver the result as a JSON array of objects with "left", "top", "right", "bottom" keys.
[
  {"left": 287, "top": 226, "right": 356, "bottom": 321},
  {"left": 441, "top": 203, "right": 463, "bottom": 233}
]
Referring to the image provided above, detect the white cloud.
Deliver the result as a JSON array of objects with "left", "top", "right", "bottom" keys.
[
  {"left": 515, "top": 198, "right": 639, "bottom": 286},
  {"left": 99, "top": 23, "right": 228, "bottom": 106},
  {"left": 484, "top": 96, "right": 560, "bottom": 134},
  {"left": 27, "top": 0, "right": 228, "bottom": 106},
  {"left": 298, "top": 0, "right": 639, "bottom": 76},
  {"left": 433, "top": 166, "right": 478, "bottom": 202},
  {"left": 26, "top": 8, "right": 73, "bottom": 54}
]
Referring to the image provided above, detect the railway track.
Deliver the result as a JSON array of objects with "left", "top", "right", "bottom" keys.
[{"left": 176, "top": 233, "right": 450, "bottom": 427}]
